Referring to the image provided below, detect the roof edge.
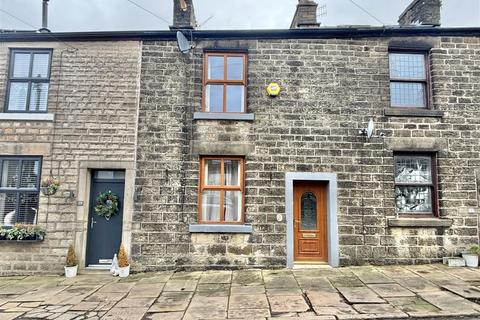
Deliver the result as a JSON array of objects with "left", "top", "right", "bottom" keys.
[{"left": 0, "top": 27, "right": 479, "bottom": 42}]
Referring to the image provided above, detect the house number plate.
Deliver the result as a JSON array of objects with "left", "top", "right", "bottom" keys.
[{"left": 302, "top": 233, "right": 316, "bottom": 238}]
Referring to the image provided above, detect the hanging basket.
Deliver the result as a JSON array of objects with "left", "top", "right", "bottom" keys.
[
  {"left": 94, "top": 191, "right": 119, "bottom": 220},
  {"left": 40, "top": 177, "right": 60, "bottom": 196}
]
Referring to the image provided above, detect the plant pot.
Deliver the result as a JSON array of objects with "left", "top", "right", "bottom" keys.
[
  {"left": 65, "top": 265, "right": 78, "bottom": 278},
  {"left": 462, "top": 253, "right": 479, "bottom": 267},
  {"left": 448, "top": 257, "right": 466, "bottom": 267},
  {"left": 41, "top": 187, "right": 57, "bottom": 196},
  {"left": 118, "top": 265, "right": 130, "bottom": 278}
]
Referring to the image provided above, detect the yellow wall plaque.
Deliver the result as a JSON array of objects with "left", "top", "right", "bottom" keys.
[{"left": 266, "top": 82, "right": 281, "bottom": 97}]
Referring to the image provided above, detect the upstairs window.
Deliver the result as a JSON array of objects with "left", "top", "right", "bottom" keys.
[
  {"left": 203, "top": 52, "right": 247, "bottom": 113},
  {"left": 394, "top": 154, "right": 438, "bottom": 217},
  {"left": 199, "top": 157, "right": 244, "bottom": 224},
  {"left": 0, "top": 157, "right": 41, "bottom": 226},
  {"left": 389, "top": 51, "right": 430, "bottom": 108},
  {"left": 5, "top": 49, "right": 52, "bottom": 113}
]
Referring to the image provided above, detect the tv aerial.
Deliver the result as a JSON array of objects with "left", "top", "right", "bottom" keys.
[
  {"left": 176, "top": 30, "right": 195, "bottom": 54},
  {"left": 359, "top": 119, "right": 375, "bottom": 139}
]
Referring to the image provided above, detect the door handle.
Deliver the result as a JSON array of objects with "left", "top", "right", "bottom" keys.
[{"left": 90, "top": 218, "right": 97, "bottom": 229}]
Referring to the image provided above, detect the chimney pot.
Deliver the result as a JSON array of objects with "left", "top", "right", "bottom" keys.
[
  {"left": 398, "top": 0, "right": 442, "bottom": 26},
  {"left": 290, "top": 0, "right": 320, "bottom": 29},
  {"left": 170, "top": 0, "right": 196, "bottom": 30}
]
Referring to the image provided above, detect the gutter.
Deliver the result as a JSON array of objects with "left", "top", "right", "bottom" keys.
[{"left": 0, "top": 27, "right": 479, "bottom": 42}]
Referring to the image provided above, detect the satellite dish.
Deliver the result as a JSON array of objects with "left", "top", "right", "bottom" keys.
[
  {"left": 176, "top": 31, "right": 193, "bottom": 54},
  {"left": 366, "top": 119, "right": 375, "bottom": 139}
]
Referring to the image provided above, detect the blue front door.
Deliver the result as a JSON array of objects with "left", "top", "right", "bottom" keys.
[{"left": 86, "top": 170, "right": 125, "bottom": 266}]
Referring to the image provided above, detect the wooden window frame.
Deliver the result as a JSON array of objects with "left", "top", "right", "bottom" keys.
[
  {"left": 0, "top": 156, "right": 42, "bottom": 226},
  {"left": 198, "top": 156, "right": 245, "bottom": 224},
  {"left": 4, "top": 48, "right": 53, "bottom": 113},
  {"left": 393, "top": 152, "right": 439, "bottom": 218},
  {"left": 202, "top": 52, "right": 248, "bottom": 113},
  {"left": 389, "top": 50, "right": 432, "bottom": 109}
]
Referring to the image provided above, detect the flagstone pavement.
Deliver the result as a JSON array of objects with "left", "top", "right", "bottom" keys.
[{"left": 1, "top": 264, "right": 480, "bottom": 319}]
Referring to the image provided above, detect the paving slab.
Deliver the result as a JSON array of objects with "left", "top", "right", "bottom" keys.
[
  {"left": 69, "top": 301, "right": 100, "bottom": 311},
  {"left": 149, "top": 291, "right": 193, "bottom": 312},
  {"left": 103, "top": 307, "right": 148, "bottom": 320},
  {"left": 376, "top": 266, "right": 415, "bottom": 279},
  {"left": 163, "top": 279, "right": 198, "bottom": 292},
  {"left": 395, "top": 276, "right": 440, "bottom": 293},
  {"left": 97, "top": 282, "right": 135, "bottom": 293},
  {"left": 353, "top": 303, "right": 407, "bottom": 316},
  {"left": 183, "top": 308, "right": 227, "bottom": 320},
  {"left": 145, "top": 312, "right": 184, "bottom": 320},
  {"left": 138, "top": 271, "right": 173, "bottom": 283},
  {"left": 367, "top": 283, "right": 415, "bottom": 298},
  {"left": 264, "top": 275, "right": 298, "bottom": 289},
  {"left": 128, "top": 282, "right": 164, "bottom": 298},
  {"left": 440, "top": 267, "right": 480, "bottom": 282},
  {"left": 442, "top": 284, "right": 480, "bottom": 299},
  {"left": 314, "top": 305, "right": 359, "bottom": 316},
  {"left": 0, "top": 312, "right": 25, "bottom": 320},
  {"left": 228, "top": 308, "right": 271, "bottom": 319},
  {"left": 171, "top": 271, "right": 202, "bottom": 280},
  {"left": 295, "top": 276, "right": 337, "bottom": 291},
  {"left": 188, "top": 296, "right": 228, "bottom": 309},
  {"left": 231, "top": 285, "right": 265, "bottom": 295},
  {"left": 328, "top": 275, "right": 363, "bottom": 288},
  {"left": 44, "top": 285, "right": 100, "bottom": 305},
  {"left": 229, "top": 294, "right": 269, "bottom": 310},
  {"left": 232, "top": 270, "right": 263, "bottom": 286},
  {"left": 12, "top": 285, "right": 69, "bottom": 302},
  {"left": 420, "top": 290, "right": 480, "bottom": 313},
  {"left": 266, "top": 288, "right": 303, "bottom": 296},
  {"left": 114, "top": 297, "right": 156, "bottom": 308},
  {"left": 195, "top": 283, "right": 230, "bottom": 297},
  {"left": 386, "top": 296, "right": 440, "bottom": 317},
  {"left": 337, "top": 286, "right": 385, "bottom": 304},
  {"left": 84, "top": 291, "right": 127, "bottom": 303},
  {"left": 198, "top": 270, "right": 232, "bottom": 284},
  {"left": 268, "top": 295, "right": 309, "bottom": 314},
  {"left": 306, "top": 291, "right": 347, "bottom": 307},
  {"left": 351, "top": 268, "right": 395, "bottom": 284}
]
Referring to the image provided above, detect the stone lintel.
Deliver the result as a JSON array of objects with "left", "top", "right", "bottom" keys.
[
  {"left": 191, "top": 141, "right": 254, "bottom": 156},
  {"left": 386, "top": 137, "right": 446, "bottom": 152},
  {"left": 388, "top": 218, "right": 453, "bottom": 228},
  {"left": 0, "top": 142, "right": 51, "bottom": 156}
]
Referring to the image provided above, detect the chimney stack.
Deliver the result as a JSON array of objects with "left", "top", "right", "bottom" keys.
[
  {"left": 170, "top": 0, "right": 197, "bottom": 30},
  {"left": 290, "top": 0, "right": 320, "bottom": 29},
  {"left": 398, "top": 0, "right": 442, "bottom": 26},
  {"left": 39, "top": 0, "right": 50, "bottom": 32}
]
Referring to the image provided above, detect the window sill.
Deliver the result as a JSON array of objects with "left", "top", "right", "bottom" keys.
[
  {"left": 193, "top": 112, "right": 254, "bottom": 121},
  {"left": 387, "top": 218, "right": 453, "bottom": 228},
  {"left": 0, "top": 113, "right": 54, "bottom": 121},
  {"left": 189, "top": 224, "right": 252, "bottom": 233},
  {"left": 384, "top": 108, "right": 443, "bottom": 118}
]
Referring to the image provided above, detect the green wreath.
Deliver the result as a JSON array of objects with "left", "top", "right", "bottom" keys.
[{"left": 94, "top": 191, "right": 119, "bottom": 220}]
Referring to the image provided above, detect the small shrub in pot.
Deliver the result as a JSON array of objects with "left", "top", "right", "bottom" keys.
[
  {"left": 117, "top": 243, "right": 130, "bottom": 278},
  {"left": 65, "top": 245, "right": 78, "bottom": 277},
  {"left": 462, "top": 245, "right": 480, "bottom": 268}
]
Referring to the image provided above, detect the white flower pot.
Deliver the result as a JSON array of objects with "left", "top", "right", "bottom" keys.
[
  {"left": 118, "top": 265, "right": 130, "bottom": 278},
  {"left": 462, "top": 254, "right": 479, "bottom": 267},
  {"left": 64, "top": 265, "right": 78, "bottom": 278}
]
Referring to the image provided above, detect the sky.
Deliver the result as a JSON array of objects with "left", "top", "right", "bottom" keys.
[{"left": 0, "top": 0, "right": 479, "bottom": 32}]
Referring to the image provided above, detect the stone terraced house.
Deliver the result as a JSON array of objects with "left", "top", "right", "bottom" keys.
[{"left": 0, "top": 0, "right": 480, "bottom": 274}]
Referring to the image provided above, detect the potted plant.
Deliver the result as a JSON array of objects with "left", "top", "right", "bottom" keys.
[
  {"left": 462, "top": 245, "right": 480, "bottom": 268},
  {"left": 117, "top": 243, "right": 130, "bottom": 278},
  {"left": 65, "top": 245, "right": 78, "bottom": 278},
  {"left": 40, "top": 177, "right": 61, "bottom": 196}
]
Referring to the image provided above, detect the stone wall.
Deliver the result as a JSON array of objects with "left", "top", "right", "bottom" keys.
[
  {"left": 0, "top": 41, "right": 141, "bottom": 275},
  {"left": 134, "top": 36, "right": 480, "bottom": 270}
]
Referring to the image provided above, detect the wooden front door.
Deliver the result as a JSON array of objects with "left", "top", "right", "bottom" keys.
[{"left": 293, "top": 181, "right": 328, "bottom": 262}]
